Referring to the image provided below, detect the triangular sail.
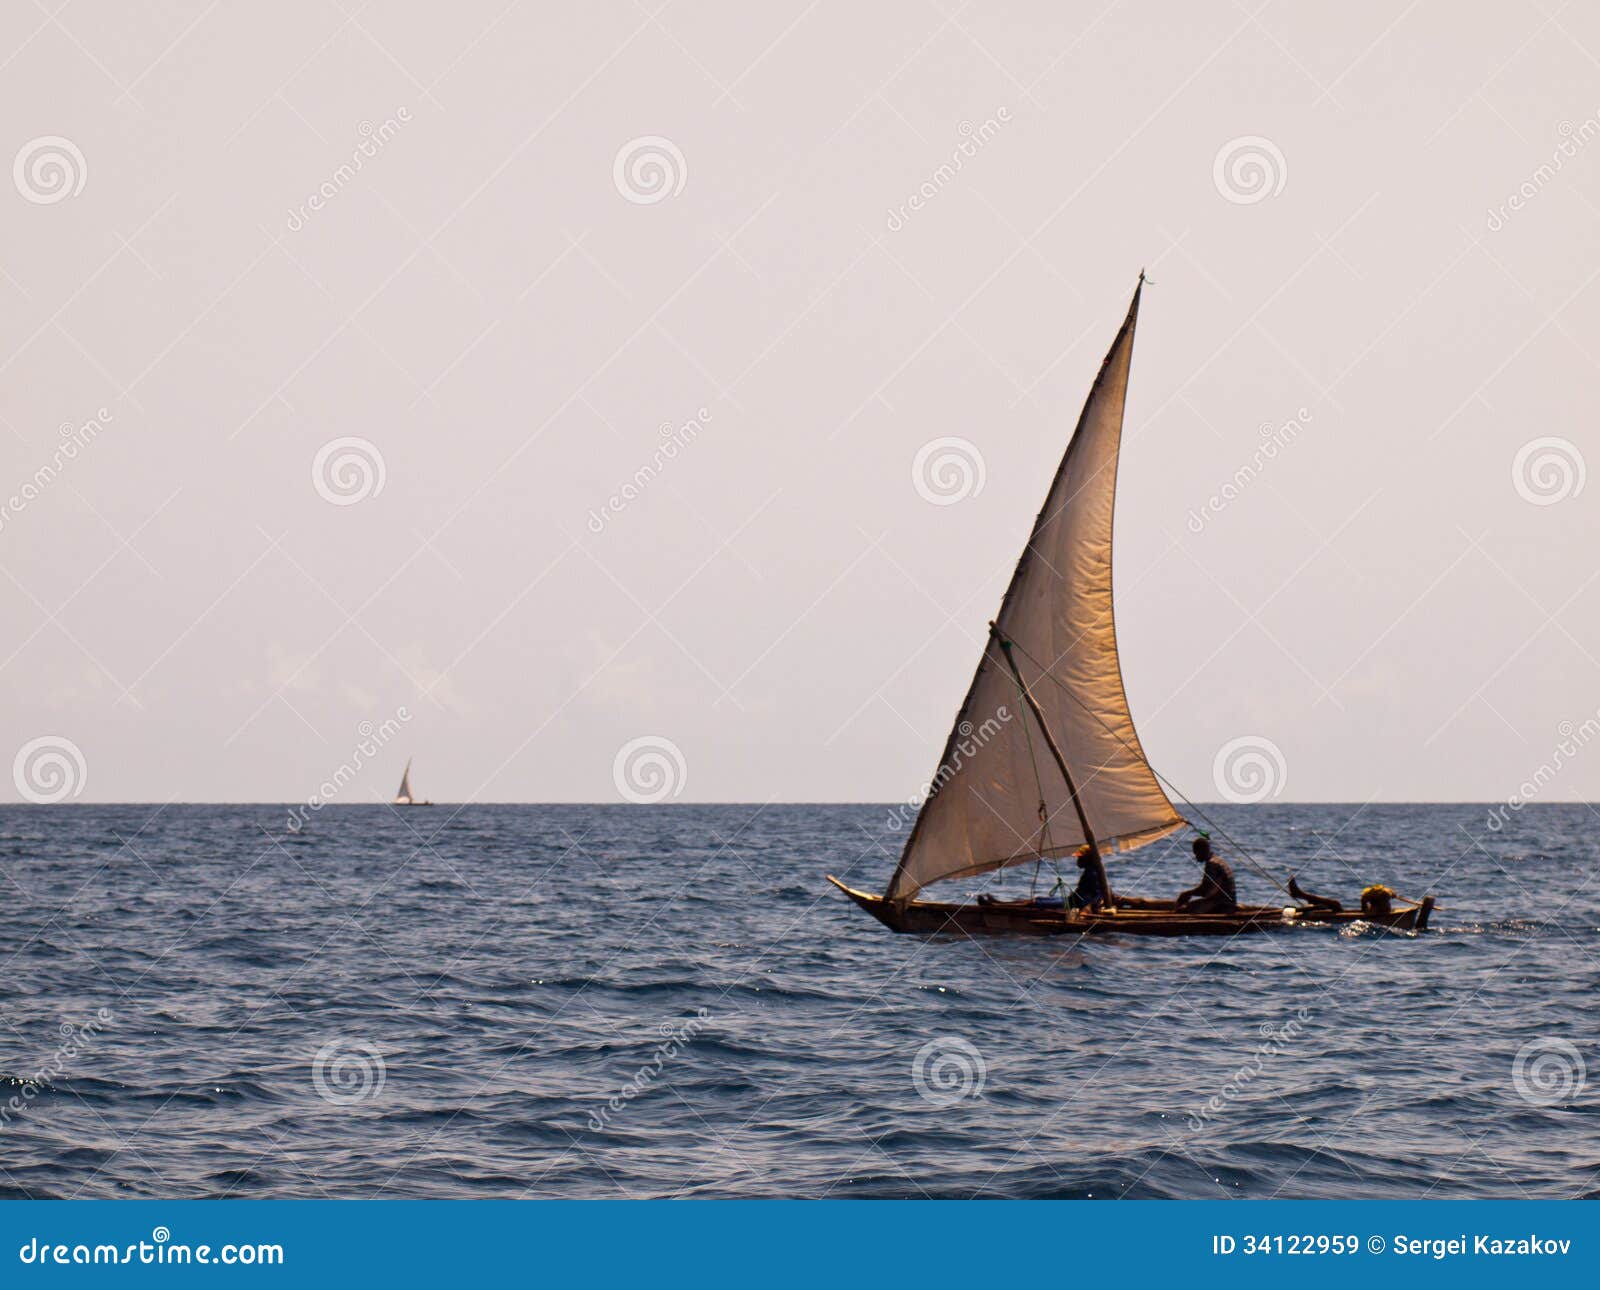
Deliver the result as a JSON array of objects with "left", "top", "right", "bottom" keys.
[
  {"left": 887, "top": 279, "right": 1184, "bottom": 902},
  {"left": 394, "top": 759, "right": 414, "bottom": 805}
]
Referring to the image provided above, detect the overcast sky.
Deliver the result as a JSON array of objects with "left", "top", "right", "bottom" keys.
[{"left": 2, "top": 2, "right": 1597, "bottom": 806}]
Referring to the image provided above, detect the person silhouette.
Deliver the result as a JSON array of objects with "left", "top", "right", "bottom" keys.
[{"left": 1175, "top": 836, "right": 1236, "bottom": 913}]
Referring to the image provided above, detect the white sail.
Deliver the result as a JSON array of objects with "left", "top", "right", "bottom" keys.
[
  {"left": 887, "top": 279, "right": 1184, "bottom": 902},
  {"left": 394, "top": 759, "right": 414, "bottom": 805}
]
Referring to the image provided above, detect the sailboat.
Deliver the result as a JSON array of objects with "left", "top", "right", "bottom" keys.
[
  {"left": 392, "top": 758, "right": 431, "bottom": 806},
  {"left": 828, "top": 276, "right": 1434, "bottom": 938}
]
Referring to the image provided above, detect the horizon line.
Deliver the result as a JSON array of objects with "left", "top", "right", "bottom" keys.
[{"left": 0, "top": 800, "right": 1585, "bottom": 808}]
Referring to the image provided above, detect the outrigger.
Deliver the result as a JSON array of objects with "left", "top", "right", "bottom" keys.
[{"left": 828, "top": 276, "right": 1435, "bottom": 939}]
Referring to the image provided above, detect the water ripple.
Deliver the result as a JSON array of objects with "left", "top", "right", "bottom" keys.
[{"left": 0, "top": 803, "right": 1591, "bottom": 1197}]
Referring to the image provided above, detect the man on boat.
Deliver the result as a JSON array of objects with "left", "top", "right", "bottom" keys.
[
  {"left": 1175, "top": 836, "right": 1236, "bottom": 914},
  {"left": 1066, "top": 844, "right": 1113, "bottom": 912}
]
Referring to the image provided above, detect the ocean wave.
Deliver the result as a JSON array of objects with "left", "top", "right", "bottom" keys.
[{"left": 0, "top": 801, "right": 1591, "bottom": 1198}]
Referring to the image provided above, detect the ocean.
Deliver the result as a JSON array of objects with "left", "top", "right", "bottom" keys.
[{"left": 0, "top": 803, "right": 1593, "bottom": 1199}]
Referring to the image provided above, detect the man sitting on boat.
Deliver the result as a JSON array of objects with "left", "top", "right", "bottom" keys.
[
  {"left": 1175, "top": 836, "right": 1237, "bottom": 914},
  {"left": 1064, "top": 844, "right": 1112, "bottom": 912}
]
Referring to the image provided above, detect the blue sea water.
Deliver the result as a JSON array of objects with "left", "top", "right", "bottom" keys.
[{"left": 0, "top": 803, "right": 1594, "bottom": 1200}]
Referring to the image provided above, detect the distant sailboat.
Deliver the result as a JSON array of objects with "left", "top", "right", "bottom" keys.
[
  {"left": 392, "top": 758, "right": 431, "bottom": 806},
  {"left": 829, "top": 276, "right": 1433, "bottom": 938}
]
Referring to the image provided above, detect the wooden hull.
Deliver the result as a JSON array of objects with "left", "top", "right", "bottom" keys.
[{"left": 826, "top": 876, "right": 1434, "bottom": 938}]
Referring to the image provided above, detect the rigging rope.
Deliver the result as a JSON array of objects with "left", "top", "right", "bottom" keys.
[{"left": 1005, "top": 638, "right": 1293, "bottom": 900}]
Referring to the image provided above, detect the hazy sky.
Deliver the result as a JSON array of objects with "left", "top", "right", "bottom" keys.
[{"left": 3, "top": 2, "right": 1597, "bottom": 805}]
